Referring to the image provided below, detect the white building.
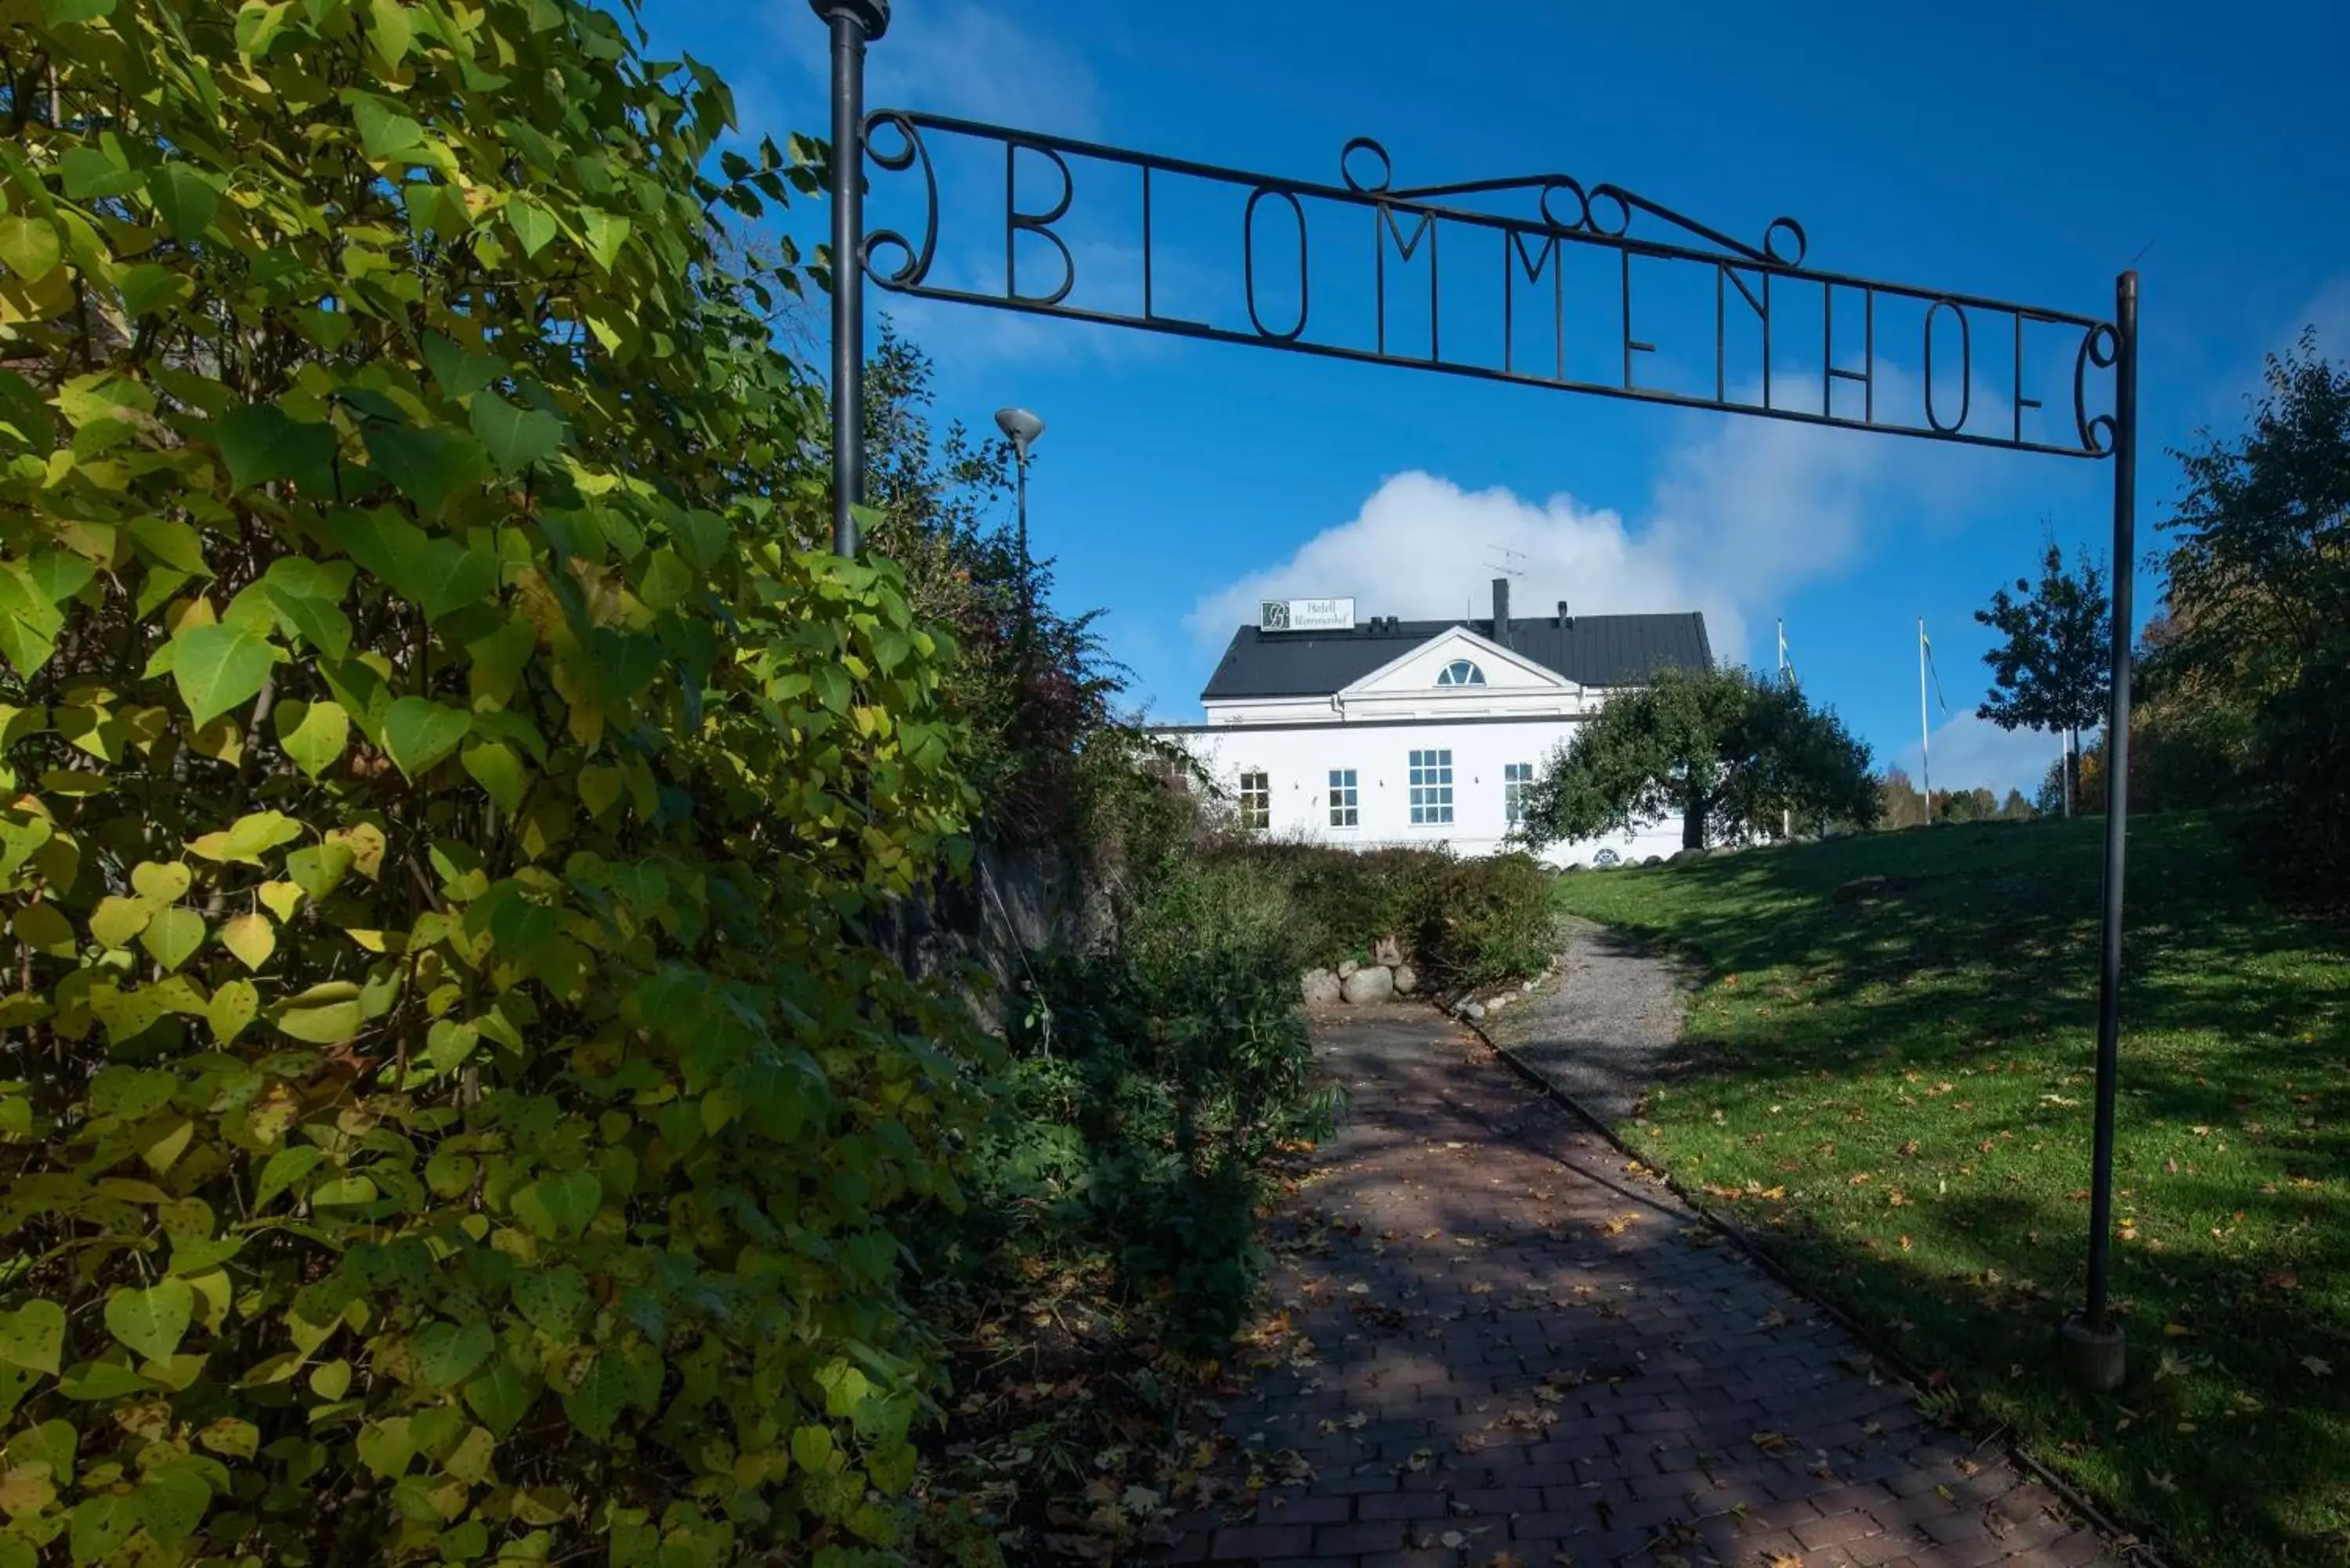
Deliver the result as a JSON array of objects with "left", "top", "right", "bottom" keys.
[{"left": 1159, "top": 581, "right": 1712, "bottom": 867}]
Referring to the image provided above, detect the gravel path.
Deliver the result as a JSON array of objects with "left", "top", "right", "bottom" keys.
[{"left": 1480, "top": 915, "right": 1695, "bottom": 1125}]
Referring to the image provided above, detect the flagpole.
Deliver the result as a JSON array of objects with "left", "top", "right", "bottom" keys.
[
  {"left": 1918, "top": 618, "right": 1933, "bottom": 826},
  {"left": 1779, "top": 619, "right": 1792, "bottom": 841}
]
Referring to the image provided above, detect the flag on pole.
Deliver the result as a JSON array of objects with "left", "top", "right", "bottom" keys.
[
  {"left": 1921, "top": 624, "right": 1950, "bottom": 715},
  {"left": 1777, "top": 619, "right": 1796, "bottom": 688}
]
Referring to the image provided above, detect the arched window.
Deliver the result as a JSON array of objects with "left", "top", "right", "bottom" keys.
[{"left": 1435, "top": 659, "right": 1487, "bottom": 687}]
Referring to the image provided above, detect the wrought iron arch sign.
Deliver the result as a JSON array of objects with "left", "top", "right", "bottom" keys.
[{"left": 808, "top": 0, "right": 2140, "bottom": 1391}]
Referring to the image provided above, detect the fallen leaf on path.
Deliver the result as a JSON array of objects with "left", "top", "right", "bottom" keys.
[
  {"left": 1751, "top": 1429, "right": 1795, "bottom": 1454},
  {"left": 2304, "top": 1355, "right": 2333, "bottom": 1377}
]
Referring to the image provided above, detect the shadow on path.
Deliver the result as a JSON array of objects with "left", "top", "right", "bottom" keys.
[{"left": 1159, "top": 1008, "right": 2124, "bottom": 1568}]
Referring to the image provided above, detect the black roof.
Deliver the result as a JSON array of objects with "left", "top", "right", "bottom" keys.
[{"left": 1200, "top": 612, "right": 1713, "bottom": 701}]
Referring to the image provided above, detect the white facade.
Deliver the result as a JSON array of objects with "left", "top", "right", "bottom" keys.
[{"left": 1166, "top": 623, "right": 1686, "bottom": 868}]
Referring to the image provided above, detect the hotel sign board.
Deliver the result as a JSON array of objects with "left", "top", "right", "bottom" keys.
[{"left": 1260, "top": 597, "right": 1357, "bottom": 633}]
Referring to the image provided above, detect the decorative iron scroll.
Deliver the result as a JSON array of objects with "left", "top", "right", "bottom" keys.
[{"left": 861, "top": 110, "right": 2118, "bottom": 459}]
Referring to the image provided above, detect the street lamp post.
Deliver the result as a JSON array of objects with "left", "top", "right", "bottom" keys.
[{"left": 995, "top": 406, "right": 1045, "bottom": 663}]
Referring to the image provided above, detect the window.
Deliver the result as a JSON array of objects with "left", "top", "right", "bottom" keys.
[
  {"left": 1408, "top": 749, "right": 1453, "bottom": 825},
  {"left": 1238, "top": 770, "right": 1270, "bottom": 831},
  {"left": 1435, "top": 659, "right": 1487, "bottom": 687},
  {"left": 1328, "top": 768, "right": 1358, "bottom": 828},
  {"left": 1504, "top": 761, "right": 1535, "bottom": 826}
]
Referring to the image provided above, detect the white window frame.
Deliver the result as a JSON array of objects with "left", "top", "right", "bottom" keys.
[
  {"left": 1503, "top": 761, "right": 1535, "bottom": 827},
  {"left": 1407, "top": 749, "right": 1454, "bottom": 826},
  {"left": 1435, "top": 659, "right": 1487, "bottom": 687},
  {"left": 1237, "top": 769, "right": 1271, "bottom": 831},
  {"left": 1328, "top": 768, "right": 1358, "bottom": 829}
]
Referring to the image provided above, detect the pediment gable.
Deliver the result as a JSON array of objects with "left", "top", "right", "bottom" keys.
[{"left": 1342, "top": 625, "right": 1574, "bottom": 697}]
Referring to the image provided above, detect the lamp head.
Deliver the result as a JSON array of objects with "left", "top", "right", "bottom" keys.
[{"left": 994, "top": 406, "right": 1046, "bottom": 456}]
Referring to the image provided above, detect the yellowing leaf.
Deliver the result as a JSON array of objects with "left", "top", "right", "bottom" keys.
[
  {"left": 89, "top": 894, "right": 157, "bottom": 949},
  {"left": 257, "top": 880, "right": 305, "bottom": 922},
  {"left": 219, "top": 912, "right": 276, "bottom": 972},
  {"left": 277, "top": 981, "right": 364, "bottom": 1045},
  {"left": 129, "top": 860, "right": 193, "bottom": 901},
  {"left": 208, "top": 978, "right": 258, "bottom": 1044}
]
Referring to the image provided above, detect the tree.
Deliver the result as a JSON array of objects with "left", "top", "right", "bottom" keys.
[
  {"left": 1976, "top": 539, "right": 2111, "bottom": 817},
  {"left": 2001, "top": 788, "right": 2034, "bottom": 820},
  {"left": 1524, "top": 667, "right": 1878, "bottom": 850},
  {"left": 2160, "top": 331, "right": 2350, "bottom": 878},
  {"left": 859, "top": 323, "right": 1121, "bottom": 845},
  {"left": 1879, "top": 768, "right": 1928, "bottom": 829}
]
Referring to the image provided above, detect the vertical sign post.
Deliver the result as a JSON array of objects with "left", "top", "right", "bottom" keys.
[
  {"left": 2066, "top": 270, "right": 2138, "bottom": 1390},
  {"left": 809, "top": 0, "right": 891, "bottom": 558}
]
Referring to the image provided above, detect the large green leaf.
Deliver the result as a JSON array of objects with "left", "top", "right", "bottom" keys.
[
  {"left": 69, "top": 1493, "right": 141, "bottom": 1568},
  {"left": 258, "top": 557, "right": 356, "bottom": 658},
  {"left": 137, "top": 908, "right": 206, "bottom": 972},
  {"left": 360, "top": 421, "right": 490, "bottom": 518},
  {"left": 215, "top": 404, "right": 338, "bottom": 497},
  {"left": 506, "top": 197, "right": 559, "bottom": 258},
  {"left": 273, "top": 697, "right": 350, "bottom": 778},
  {"left": 331, "top": 508, "right": 497, "bottom": 619},
  {"left": 511, "top": 1265, "right": 588, "bottom": 1339},
  {"left": 462, "top": 1356, "right": 533, "bottom": 1437},
  {"left": 460, "top": 738, "right": 526, "bottom": 814},
  {"left": 0, "top": 1299, "right": 66, "bottom": 1375},
  {"left": 470, "top": 392, "right": 564, "bottom": 475},
  {"left": 345, "top": 90, "right": 427, "bottom": 160},
  {"left": 0, "top": 216, "right": 63, "bottom": 283},
  {"left": 511, "top": 1169, "right": 599, "bottom": 1241},
  {"left": 139, "top": 1467, "right": 210, "bottom": 1549},
  {"left": 103, "top": 1278, "right": 193, "bottom": 1364},
  {"left": 146, "top": 163, "right": 220, "bottom": 240},
  {"left": 382, "top": 696, "right": 470, "bottom": 779},
  {"left": 410, "top": 1320, "right": 494, "bottom": 1389},
  {"left": 172, "top": 622, "right": 277, "bottom": 727}
]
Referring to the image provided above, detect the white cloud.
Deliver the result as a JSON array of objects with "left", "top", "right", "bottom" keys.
[
  {"left": 1893, "top": 712, "right": 2068, "bottom": 799},
  {"left": 1188, "top": 469, "right": 1745, "bottom": 656},
  {"left": 1186, "top": 374, "right": 2011, "bottom": 669}
]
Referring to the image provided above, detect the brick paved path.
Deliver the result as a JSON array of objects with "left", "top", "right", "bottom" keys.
[{"left": 1162, "top": 1009, "right": 2123, "bottom": 1568}]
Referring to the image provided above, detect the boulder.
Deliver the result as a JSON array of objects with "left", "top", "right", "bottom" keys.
[
  {"left": 1835, "top": 874, "right": 1891, "bottom": 903},
  {"left": 1643, "top": 854, "right": 1665, "bottom": 867},
  {"left": 1341, "top": 965, "right": 1394, "bottom": 1005},
  {"left": 1668, "top": 846, "right": 1707, "bottom": 863},
  {"left": 1560, "top": 862, "right": 1586, "bottom": 874},
  {"left": 1300, "top": 968, "right": 1342, "bottom": 1005},
  {"left": 1338, "top": 959, "right": 1360, "bottom": 979},
  {"left": 1372, "top": 934, "right": 1404, "bottom": 967},
  {"left": 1484, "top": 992, "right": 1509, "bottom": 1015},
  {"left": 1460, "top": 1000, "right": 1486, "bottom": 1021},
  {"left": 1391, "top": 963, "right": 1418, "bottom": 996}
]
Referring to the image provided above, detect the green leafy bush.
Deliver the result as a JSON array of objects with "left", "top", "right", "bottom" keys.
[
  {"left": 1006, "top": 860, "right": 1329, "bottom": 1349},
  {"left": 0, "top": 4, "right": 985, "bottom": 1563},
  {"left": 1408, "top": 852, "right": 1557, "bottom": 988},
  {"left": 1200, "top": 840, "right": 1555, "bottom": 988}
]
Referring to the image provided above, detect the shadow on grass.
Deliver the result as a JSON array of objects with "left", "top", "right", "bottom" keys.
[{"left": 1549, "top": 812, "right": 2350, "bottom": 1564}]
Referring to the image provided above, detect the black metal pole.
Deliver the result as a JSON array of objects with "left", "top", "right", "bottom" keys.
[
  {"left": 812, "top": 0, "right": 889, "bottom": 558},
  {"left": 2065, "top": 269, "right": 2137, "bottom": 1391}
]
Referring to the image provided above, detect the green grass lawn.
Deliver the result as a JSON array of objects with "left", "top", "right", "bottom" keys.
[{"left": 1551, "top": 814, "right": 2350, "bottom": 1566}]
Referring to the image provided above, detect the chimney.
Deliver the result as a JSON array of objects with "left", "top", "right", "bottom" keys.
[
  {"left": 1556, "top": 598, "right": 1570, "bottom": 628},
  {"left": 1491, "top": 577, "right": 1511, "bottom": 648}
]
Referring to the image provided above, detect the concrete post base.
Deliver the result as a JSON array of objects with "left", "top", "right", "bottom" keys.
[{"left": 2059, "top": 1312, "right": 2126, "bottom": 1392}]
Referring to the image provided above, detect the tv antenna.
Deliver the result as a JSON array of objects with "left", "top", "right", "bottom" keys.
[{"left": 1486, "top": 546, "right": 1527, "bottom": 577}]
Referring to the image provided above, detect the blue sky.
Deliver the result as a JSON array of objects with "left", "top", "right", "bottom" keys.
[{"left": 648, "top": 0, "right": 2348, "bottom": 797}]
